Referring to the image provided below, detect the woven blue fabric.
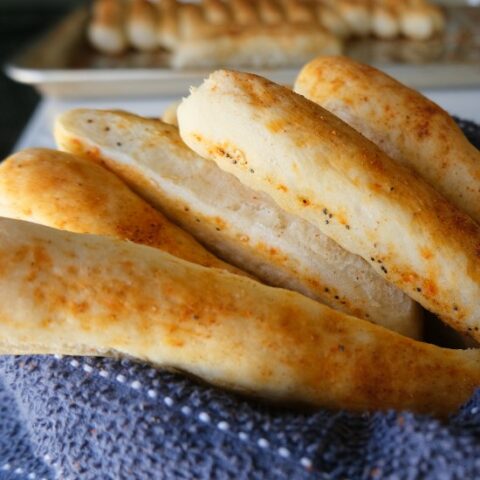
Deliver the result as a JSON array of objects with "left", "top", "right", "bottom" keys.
[{"left": 0, "top": 118, "right": 479, "bottom": 480}]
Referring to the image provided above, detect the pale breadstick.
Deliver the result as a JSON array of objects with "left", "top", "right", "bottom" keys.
[
  {"left": 126, "top": 0, "right": 158, "bottom": 51},
  {"left": 177, "top": 70, "right": 480, "bottom": 341},
  {"left": 157, "top": 0, "right": 179, "bottom": 49},
  {"left": 88, "top": 0, "right": 128, "bottom": 54},
  {"left": 314, "top": 2, "right": 351, "bottom": 38},
  {"left": 294, "top": 57, "right": 480, "bottom": 225},
  {"left": 161, "top": 100, "right": 180, "bottom": 126},
  {"left": 203, "top": 0, "right": 231, "bottom": 25},
  {"left": 334, "top": 0, "right": 371, "bottom": 37},
  {"left": 258, "top": 0, "right": 284, "bottom": 25},
  {"left": 430, "top": 4, "right": 445, "bottom": 33},
  {"left": 0, "top": 217, "right": 478, "bottom": 415},
  {"left": 55, "top": 109, "right": 422, "bottom": 338},
  {"left": 371, "top": 3, "right": 399, "bottom": 39},
  {"left": 171, "top": 25, "right": 341, "bottom": 69},
  {"left": 281, "top": 0, "right": 314, "bottom": 24},
  {"left": 373, "top": 0, "right": 443, "bottom": 39},
  {"left": 397, "top": 0, "right": 435, "bottom": 41},
  {"left": 230, "top": 0, "right": 259, "bottom": 26},
  {"left": 0, "top": 148, "right": 245, "bottom": 277},
  {"left": 177, "top": 3, "right": 208, "bottom": 41}
]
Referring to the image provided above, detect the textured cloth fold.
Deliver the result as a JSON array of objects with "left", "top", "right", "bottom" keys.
[{"left": 0, "top": 118, "right": 479, "bottom": 480}]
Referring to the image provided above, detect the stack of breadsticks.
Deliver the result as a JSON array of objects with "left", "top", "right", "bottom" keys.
[
  {"left": 1, "top": 56, "right": 480, "bottom": 416},
  {"left": 88, "top": 0, "right": 444, "bottom": 68}
]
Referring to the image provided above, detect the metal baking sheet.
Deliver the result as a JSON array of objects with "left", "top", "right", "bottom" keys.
[{"left": 5, "top": 4, "right": 480, "bottom": 98}]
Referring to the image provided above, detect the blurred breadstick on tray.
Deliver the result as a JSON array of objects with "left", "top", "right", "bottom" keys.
[{"left": 5, "top": 2, "right": 480, "bottom": 96}]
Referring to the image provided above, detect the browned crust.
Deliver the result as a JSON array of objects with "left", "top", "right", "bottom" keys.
[
  {"left": 0, "top": 148, "right": 248, "bottom": 278},
  {"left": 0, "top": 217, "right": 478, "bottom": 415}
]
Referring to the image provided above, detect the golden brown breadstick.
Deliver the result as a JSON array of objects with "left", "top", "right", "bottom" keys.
[
  {"left": 88, "top": 0, "right": 128, "bottom": 54},
  {"left": 1, "top": 216, "right": 479, "bottom": 415},
  {"left": 54, "top": 108, "right": 421, "bottom": 337},
  {"left": 0, "top": 148, "right": 245, "bottom": 277},
  {"left": 178, "top": 70, "right": 480, "bottom": 341},
  {"left": 294, "top": 56, "right": 480, "bottom": 225}
]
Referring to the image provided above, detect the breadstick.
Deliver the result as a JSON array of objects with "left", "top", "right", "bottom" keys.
[
  {"left": 371, "top": 3, "right": 399, "bottom": 39},
  {"left": 294, "top": 56, "right": 480, "bottom": 225},
  {"left": 88, "top": 0, "right": 128, "bottom": 55},
  {"left": 0, "top": 148, "right": 245, "bottom": 277},
  {"left": 177, "top": 70, "right": 480, "bottom": 341},
  {"left": 230, "top": 0, "right": 259, "bottom": 26},
  {"left": 126, "top": 0, "right": 158, "bottom": 51},
  {"left": 397, "top": 0, "right": 435, "bottom": 40},
  {"left": 177, "top": 3, "right": 208, "bottom": 41},
  {"left": 157, "top": 0, "right": 179, "bottom": 49},
  {"left": 281, "top": 0, "right": 314, "bottom": 24},
  {"left": 55, "top": 108, "right": 422, "bottom": 338},
  {"left": 314, "top": 2, "right": 351, "bottom": 38},
  {"left": 333, "top": 0, "right": 371, "bottom": 37},
  {"left": 258, "top": 0, "right": 284, "bottom": 25},
  {"left": 203, "top": 0, "right": 231, "bottom": 25},
  {"left": 0, "top": 217, "right": 478, "bottom": 415},
  {"left": 171, "top": 25, "right": 341, "bottom": 69},
  {"left": 161, "top": 99, "right": 180, "bottom": 126}
]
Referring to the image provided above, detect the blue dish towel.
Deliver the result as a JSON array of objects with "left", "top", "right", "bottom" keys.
[{"left": 0, "top": 118, "right": 479, "bottom": 480}]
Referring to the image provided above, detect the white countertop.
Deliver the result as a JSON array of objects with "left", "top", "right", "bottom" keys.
[{"left": 14, "top": 88, "right": 480, "bottom": 151}]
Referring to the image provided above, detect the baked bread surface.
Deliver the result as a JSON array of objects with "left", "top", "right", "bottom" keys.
[
  {"left": 0, "top": 216, "right": 476, "bottom": 415},
  {"left": 294, "top": 56, "right": 480, "bottom": 224},
  {"left": 55, "top": 108, "right": 422, "bottom": 337},
  {"left": 0, "top": 148, "right": 244, "bottom": 276},
  {"left": 177, "top": 70, "right": 480, "bottom": 340}
]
